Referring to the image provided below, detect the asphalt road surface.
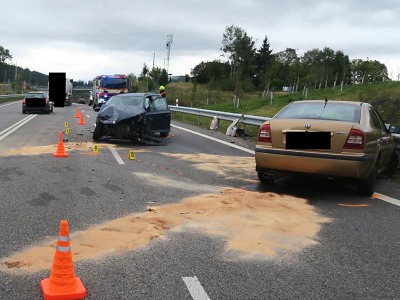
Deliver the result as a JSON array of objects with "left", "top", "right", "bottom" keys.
[{"left": 0, "top": 100, "right": 399, "bottom": 300}]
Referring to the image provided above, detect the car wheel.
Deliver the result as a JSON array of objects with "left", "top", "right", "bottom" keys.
[
  {"left": 385, "top": 151, "right": 399, "bottom": 178},
  {"left": 356, "top": 165, "right": 377, "bottom": 197},
  {"left": 257, "top": 171, "right": 275, "bottom": 184},
  {"left": 93, "top": 122, "right": 104, "bottom": 141},
  {"left": 160, "top": 132, "right": 169, "bottom": 138},
  {"left": 22, "top": 109, "right": 26, "bottom": 114}
]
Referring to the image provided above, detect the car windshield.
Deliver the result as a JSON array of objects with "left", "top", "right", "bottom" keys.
[
  {"left": 275, "top": 102, "right": 361, "bottom": 123},
  {"left": 100, "top": 78, "right": 127, "bottom": 89},
  {"left": 104, "top": 95, "right": 144, "bottom": 107},
  {"left": 26, "top": 93, "right": 46, "bottom": 98}
]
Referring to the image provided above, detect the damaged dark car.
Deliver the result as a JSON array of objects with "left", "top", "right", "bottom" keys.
[{"left": 93, "top": 93, "right": 171, "bottom": 144}]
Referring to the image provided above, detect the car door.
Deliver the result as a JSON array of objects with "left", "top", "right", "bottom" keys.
[
  {"left": 369, "top": 107, "right": 394, "bottom": 168},
  {"left": 145, "top": 97, "right": 171, "bottom": 133}
]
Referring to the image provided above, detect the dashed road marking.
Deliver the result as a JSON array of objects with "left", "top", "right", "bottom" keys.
[
  {"left": 182, "top": 276, "right": 211, "bottom": 300},
  {"left": 108, "top": 146, "right": 125, "bottom": 165},
  {"left": 372, "top": 193, "right": 400, "bottom": 207}
]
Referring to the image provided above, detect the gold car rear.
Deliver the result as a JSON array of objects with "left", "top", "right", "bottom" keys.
[{"left": 255, "top": 100, "right": 397, "bottom": 196}]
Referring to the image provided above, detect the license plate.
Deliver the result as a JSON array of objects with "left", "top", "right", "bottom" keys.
[{"left": 286, "top": 132, "right": 331, "bottom": 149}]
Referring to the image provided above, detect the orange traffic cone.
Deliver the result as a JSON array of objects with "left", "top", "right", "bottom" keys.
[
  {"left": 74, "top": 108, "right": 81, "bottom": 118},
  {"left": 40, "top": 220, "right": 87, "bottom": 300},
  {"left": 53, "top": 131, "right": 69, "bottom": 158},
  {"left": 78, "top": 113, "right": 85, "bottom": 125}
]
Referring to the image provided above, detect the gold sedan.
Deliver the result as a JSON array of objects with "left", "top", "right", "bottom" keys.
[{"left": 255, "top": 100, "right": 398, "bottom": 196}]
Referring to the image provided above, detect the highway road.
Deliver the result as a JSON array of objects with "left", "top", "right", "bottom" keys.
[{"left": 0, "top": 100, "right": 399, "bottom": 300}]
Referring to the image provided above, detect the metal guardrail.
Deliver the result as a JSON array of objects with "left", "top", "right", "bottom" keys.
[
  {"left": 169, "top": 105, "right": 269, "bottom": 127},
  {"left": 0, "top": 94, "right": 24, "bottom": 99}
]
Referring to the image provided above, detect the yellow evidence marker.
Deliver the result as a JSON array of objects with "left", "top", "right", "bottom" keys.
[
  {"left": 128, "top": 150, "right": 135, "bottom": 160},
  {"left": 93, "top": 144, "right": 99, "bottom": 153}
]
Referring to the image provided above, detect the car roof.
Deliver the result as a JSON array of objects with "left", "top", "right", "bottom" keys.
[
  {"left": 115, "top": 93, "right": 161, "bottom": 97},
  {"left": 291, "top": 100, "right": 364, "bottom": 106}
]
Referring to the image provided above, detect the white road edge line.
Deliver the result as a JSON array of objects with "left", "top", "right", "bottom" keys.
[
  {"left": 182, "top": 276, "right": 211, "bottom": 300},
  {"left": 373, "top": 193, "right": 400, "bottom": 207},
  {"left": 108, "top": 146, "right": 125, "bottom": 165},
  {"left": 171, "top": 124, "right": 255, "bottom": 155},
  {"left": 172, "top": 123, "right": 400, "bottom": 205},
  {"left": 0, "top": 114, "right": 37, "bottom": 141}
]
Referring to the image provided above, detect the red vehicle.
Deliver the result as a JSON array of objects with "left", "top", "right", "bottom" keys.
[{"left": 92, "top": 74, "right": 129, "bottom": 111}]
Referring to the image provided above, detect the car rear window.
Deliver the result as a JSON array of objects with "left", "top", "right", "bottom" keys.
[
  {"left": 275, "top": 102, "right": 361, "bottom": 123},
  {"left": 26, "top": 93, "right": 46, "bottom": 98}
]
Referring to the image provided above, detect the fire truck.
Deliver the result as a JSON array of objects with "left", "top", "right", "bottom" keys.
[{"left": 92, "top": 74, "right": 129, "bottom": 111}]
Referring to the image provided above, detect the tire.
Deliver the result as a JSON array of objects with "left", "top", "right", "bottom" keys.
[
  {"left": 356, "top": 165, "right": 377, "bottom": 197},
  {"left": 93, "top": 122, "right": 104, "bottom": 141},
  {"left": 22, "top": 109, "right": 26, "bottom": 114},
  {"left": 257, "top": 171, "right": 275, "bottom": 184},
  {"left": 385, "top": 151, "right": 399, "bottom": 178},
  {"left": 160, "top": 132, "right": 169, "bottom": 138}
]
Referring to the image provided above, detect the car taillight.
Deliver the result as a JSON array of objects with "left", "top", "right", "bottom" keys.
[
  {"left": 22, "top": 98, "right": 26, "bottom": 105},
  {"left": 258, "top": 123, "right": 272, "bottom": 143},
  {"left": 344, "top": 129, "right": 364, "bottom": 150}
]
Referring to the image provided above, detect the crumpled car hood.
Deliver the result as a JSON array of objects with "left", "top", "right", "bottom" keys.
[{"left": 98, "top": 104, "right": 145, "bottom": 124}]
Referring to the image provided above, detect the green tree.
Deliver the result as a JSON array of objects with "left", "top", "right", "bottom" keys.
[
  {"left": 272, "top": 48, "right": 299, "bottom": 91},
  {"left": 254, "top": 36, "right": 273, "bottom": 97},
  {"left": 0, "top": 46, "right": 12, "bottom": 64},
  {"left": 221, "top": 25, "right": 256, "bottom": 106}
]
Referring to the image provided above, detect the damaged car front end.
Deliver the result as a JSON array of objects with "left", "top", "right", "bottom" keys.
[{"left": 93, "top": 93, "right": 171, "bottom": 144}]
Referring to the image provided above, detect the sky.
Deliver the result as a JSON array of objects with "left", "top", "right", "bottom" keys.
[{"left": 2, "top": 0, "right": 400, "bottom": 82}]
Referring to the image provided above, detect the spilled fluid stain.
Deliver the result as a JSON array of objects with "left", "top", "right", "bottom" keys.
[
  {"left": 133, "top": 172, "right": 221, "bottom": 193},
  {"left": 0, "top": 142, "right": 148, "bottom": 156},
  {"left": 160, "top": 152, "right": 256, "bottom": 182},
  {"left": 0, "top": 188, "right": 331, "bottom": 274}
]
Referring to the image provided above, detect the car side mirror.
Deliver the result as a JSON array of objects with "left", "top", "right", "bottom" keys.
[{"left": 389, "top": 125, "right": 398, "bottom": 133}]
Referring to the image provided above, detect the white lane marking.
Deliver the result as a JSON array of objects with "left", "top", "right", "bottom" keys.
[
  {"left": 171, "top": 124, "right": 255, "bottom": 155},
  {"left": 172, "top": 123, "right": 400, "bottom": 205},
  {"left": 0, "top": 114, "right": 37, "bottom": 141},
  {"left": 182, "top": 276, "right": 211, "bottom": 300},
  {"left": 108, "top": 146, "right": 125, "bottom": 165},
  {"left": 0, "top": 100, "right": 21, "bottom": 108},
  {"left": 373, "top": 193, "right": 400, "bottom": 207}
]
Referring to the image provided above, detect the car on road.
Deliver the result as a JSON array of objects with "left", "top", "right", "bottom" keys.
[
  {"left": 78, "top": 98, "right": 87, "bottom": 104},
  {"left": 93, "top": 93, "right": 171, "bottom": 144},
  {"left": 64, "top": 95, "right": 72, "bottom": 106},
  {"left": 255, "top": 99, "right": 398, "bottom": 196},
  {"left": 22, "top": 91, "right": 53, "bottom": 114}
]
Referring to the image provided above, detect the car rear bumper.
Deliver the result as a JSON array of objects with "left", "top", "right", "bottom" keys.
[
  {"left": 22, "top": 106, "right": 49, "bottom": 112},
  {"left": 255, "top": 146, "right": 375, "bottom": 179}
]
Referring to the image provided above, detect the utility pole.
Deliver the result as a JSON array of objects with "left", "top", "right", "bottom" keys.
[
  {"left": 152, "top": 53, "right": 155, "bottom": 69},
  {"left": 3, "top": 69, "right": 6, "bottom": 93},
  {"left": 14, "top": 62, "right": 18, "bottom": 93},
  {"left": 166, "top": 34, "right": 173, "bottom": 74}
]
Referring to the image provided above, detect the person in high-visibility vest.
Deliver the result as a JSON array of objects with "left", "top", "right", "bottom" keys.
[{"left": 159, "top": 85, "right": 167, "bottom": 97}]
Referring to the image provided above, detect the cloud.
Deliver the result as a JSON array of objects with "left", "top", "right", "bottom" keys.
[{"left": 2, "top": 0, "right": 400, "bottom": 81}]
